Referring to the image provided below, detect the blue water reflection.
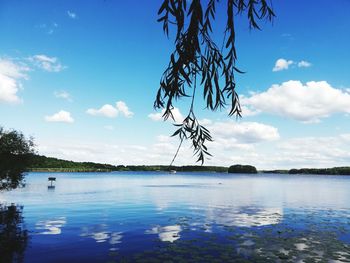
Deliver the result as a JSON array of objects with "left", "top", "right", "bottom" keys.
[{"left": 1, "top": 172, "right": 350, "bottom": 262}]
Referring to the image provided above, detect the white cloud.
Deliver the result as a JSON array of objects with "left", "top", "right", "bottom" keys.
[
  {"left": 204, "top": 133, "right": 350, "bottom": 170},
  {"left": 29, "top": 55, "right": 65, "bottom": 72},
  {"left": 208, "top": 121, "right": 280, "bottom": 143},
  {"left": 298, "top": 60, "right": 312, "bottom": 68},
  {"left": 116, "top": 101, "right": 134, "bottom": 117},
  {"left": 193, "top": 120, "right": 276, "bottom": 153},
  {"left": 0, "top": 58, "right": 29, "bottom": 104},
  {"left": 272, "top": 58, "right": 293, "bottom": 72},
  {"left": 142, "top": 120, "right": 279, "bottom": 165},
  {"left": 240, "top": 105, "right": 260, "bottom": 117},
  {"left": 36, "top": 134, "right": 190, "bottom": 166},
  {"left": 86, "top": 101, "right": 133, "bottom": 118},
  {"left": 104, "top": 125, "right": 115, "bottom": 131},
  {"left": 198, "top": 118, "right": 212, "bottom": 125},
  {"left": 54, "top": 90, "right": 72, "bottom": 101},
  {"left": 339, "top": 133, "right": 350, "bottom": 142},
  {"left": 148, "top": 107, "right": 184, "bottom": 123},
  {"left": 156, "top": 135, "right": 172, "bottom": 143},
  {"left": 149, "top": 120, "right": 279, "bottom": 164},
  {"left": 275, "top": 134, "right": 350, "bottom": 168},
  {"left": 242, "top": 80, "right": 350, "bottom": 123},
  {"left": 45, "top": 110, "right": 74, "bottom": 123},
  {"left": 1, "top": 54, "right": 68, "bottom": 104},
  {"left": 67, "top": 11, "right": 77, "bottom": 19},
  {"left": 87, "top": 104, "right": 118, "bottom": 118},
  {"left": 273, "top": 58, "right": 312, "bottom": 71}
]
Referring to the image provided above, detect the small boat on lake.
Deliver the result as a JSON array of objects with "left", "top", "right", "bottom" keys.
[{"left": 169, "top": 170, "right": 177, "bottom": 174}]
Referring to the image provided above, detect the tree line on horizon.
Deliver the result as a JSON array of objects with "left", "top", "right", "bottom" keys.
[{"left": 27, "top": 155, "right": 350, "bottom": 175}]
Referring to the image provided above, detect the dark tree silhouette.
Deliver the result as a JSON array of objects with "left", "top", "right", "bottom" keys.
[
  {"left": 0, "top": 127, "right": 35, "bottom": 190},
  {"left": 0, "top": 204, "right": 28, "bottom": 263},
  {"left": 155, "top": 0, "right": 275, "bottom": 164}
]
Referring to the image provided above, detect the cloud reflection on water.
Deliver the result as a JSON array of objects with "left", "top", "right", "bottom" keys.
[
  {"left": 146, "top": 225, "right": 181, "bottom": 242},
  {"left": 145, "top": 179, "right": 284, "bottom": 228},
  {"left": 205, "top": 206, "right": 283, "bottom": 227},
  {"left": 80, "top": 224, "right": 123, "bottom": 250},
  {"left": 35, "top": 217, "right": 66, "bottom": 235}
]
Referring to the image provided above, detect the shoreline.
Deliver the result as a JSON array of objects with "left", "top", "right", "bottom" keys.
[{"left": 27, "top": 168, "right": 350, "bottom": 176}]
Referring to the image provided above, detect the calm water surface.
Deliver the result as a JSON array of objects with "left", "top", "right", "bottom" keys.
[{"left": 1, "top": 172, "right": 350, "bottom": 262}]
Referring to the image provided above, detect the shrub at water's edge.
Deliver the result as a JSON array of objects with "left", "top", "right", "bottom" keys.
[
  {"left": 228, "top": 164, "right": 258, "bottom": 174},
  {"left": 0, "top": 127, "right": 35, "bottom": 190}
]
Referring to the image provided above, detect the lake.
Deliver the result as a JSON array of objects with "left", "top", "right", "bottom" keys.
[{"left": 1, "top": 172, "right": 350, "bottom": 262}]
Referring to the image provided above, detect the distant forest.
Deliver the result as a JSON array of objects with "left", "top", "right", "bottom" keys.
[
  {"left": 288, "top": 167, "right": 350, "bottom": 175},
  {"left": 27, "top": 155, "right": 350, "bottom": 175},
  {"left": 28, "top": 155, "right": 228, "bottom": 172},
  {"left": 29, "top": 154, "right": 118, "bottom": 172}
]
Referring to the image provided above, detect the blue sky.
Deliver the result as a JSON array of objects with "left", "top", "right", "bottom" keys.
[{"left": 1, "top": 0, "right": 350, "bottom": 169}]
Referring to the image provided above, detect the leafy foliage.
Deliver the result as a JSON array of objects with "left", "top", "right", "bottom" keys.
[
  {"left": 0, "top": 127, "right": 35, "bottom": 190},
  {"left": 155, "top": 0, "right": 275, "bottom": 163}
]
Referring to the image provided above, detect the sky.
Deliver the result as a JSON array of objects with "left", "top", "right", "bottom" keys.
[{"left": 1, "top": 0, "right": 350, "bottom": 169}]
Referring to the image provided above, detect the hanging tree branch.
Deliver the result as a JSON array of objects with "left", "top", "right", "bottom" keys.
[{"left": 155, "top": 0, "right": 275, "bottom": 164}]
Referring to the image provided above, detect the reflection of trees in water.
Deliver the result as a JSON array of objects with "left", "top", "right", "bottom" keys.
[{"left": 0, "top": 204, "right": 28, "bottom": 263}]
